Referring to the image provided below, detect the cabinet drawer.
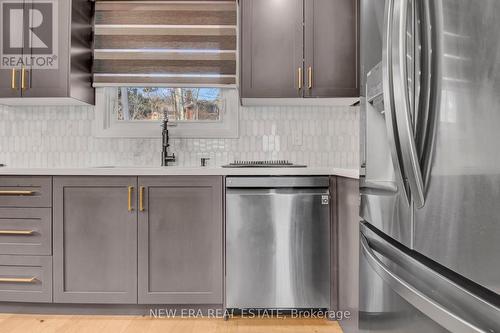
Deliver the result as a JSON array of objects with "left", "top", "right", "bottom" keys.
[
  {"left": 0, "top": 255, "right": 52, "bottom": 303},
  {"left": 0, "top": 177, "right": 52, "bottom": 207},
  {"left": 0, "top": 208, "right": 52, "bottom": 255}
]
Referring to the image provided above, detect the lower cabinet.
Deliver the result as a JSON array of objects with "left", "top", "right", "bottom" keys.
[
  {"left": 53, "top": 177, "right": 138, "bottom": 303},
  {"left": 138, "top": 176, "right": 223, "bottom": 304},
  {"left": 336, "top": 177, "right": 360, "bottom": 332},
  {"left": 0, "top": 255, "right": 52, "bottom": 303},
  {"left": 52, "top": 176, "right": 223, "bottom": 305}
]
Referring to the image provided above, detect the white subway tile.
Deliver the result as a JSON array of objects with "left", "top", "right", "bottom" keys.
[{"left": 0, "top": 105, "right": 360, "bottom": 169}]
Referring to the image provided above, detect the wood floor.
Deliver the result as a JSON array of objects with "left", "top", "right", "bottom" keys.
[{"left": 0, "top": 314, "right": 343, "bottom": 333}]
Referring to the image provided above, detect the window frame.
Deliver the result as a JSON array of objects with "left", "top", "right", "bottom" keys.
[{"left": 94, "top": 87, "right": 239, "bottom": 139}]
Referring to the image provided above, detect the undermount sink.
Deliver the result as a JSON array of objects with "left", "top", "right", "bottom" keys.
[{"left": 91, "top": 166, "right": 165, "bottom": 169}]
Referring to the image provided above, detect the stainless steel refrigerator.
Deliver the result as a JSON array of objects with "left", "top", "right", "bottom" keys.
[{"left": 359, "top": 0, "right": 500, "bottom": 332}]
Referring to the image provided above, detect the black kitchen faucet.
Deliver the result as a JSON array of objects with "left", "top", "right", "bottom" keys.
[{"left": 161, "top": 111, "right": 176, "bottom": 166}]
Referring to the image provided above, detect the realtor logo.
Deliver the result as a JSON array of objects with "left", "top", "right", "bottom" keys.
[{"left": 0, "top": 0, "right": 58, "bottom": 69}]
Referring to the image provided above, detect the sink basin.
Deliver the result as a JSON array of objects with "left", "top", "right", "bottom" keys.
[{"left": 91, "top": 166, "right": 164, "bottom": 169}]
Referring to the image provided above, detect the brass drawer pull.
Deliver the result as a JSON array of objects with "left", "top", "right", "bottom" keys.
[
  {"left": 0, "top": 277, "right": 37, "bottom": 284},
  {"left": 0, "top": 190, "right": 35, "bottom": 196},
  {"left": 128, "top": 186, "right": 134, "bottom": 212},
  {"left": 0, "top": 230, "right": 35, "bottom": 236},
  {"left": 139, "top": 186, "right": 145, "bottom": 212}
]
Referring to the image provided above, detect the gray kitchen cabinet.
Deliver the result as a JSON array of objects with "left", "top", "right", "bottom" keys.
[
  {"left": 138, "top": 176, "right": 223, "bottom": 304},
  {"left": 330, "top": 177, "right": 338, "bottom": 311},
  {"left": 53, "top": 177, "right": 138, "bottom": 304},
  {"left": 0, "top": 68, "right": 20, "bottom": 98},
  {"left": 240, "top": 0, "right": 304, "bottom": 98},
  {"left": 0, "top": 255, "right": 52, "bottom": 303},
  {"left": 0, "top": 0, "right": 27, "bottom": 99},
  {"left": 0, "top": 208, "right": 52, "bottom": 256},
  {"left": 240, "top": 0, "right": 359, "bottom": 99},
  {"left": 304, "top": 0, "right": 359, "bottom": 97},
  {"left": 335, "top": 177, "right": 359, "bottom": 332},
  {"left": 0, "top": 0, "right": 94, "bottom": 105},
  {"left": 0, "top": 176, "right": 52, "bottom": 207}
]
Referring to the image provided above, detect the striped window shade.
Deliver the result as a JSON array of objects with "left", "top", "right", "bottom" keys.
[{"left": 93, "top": 0, "right": 237, "bottom": 87}]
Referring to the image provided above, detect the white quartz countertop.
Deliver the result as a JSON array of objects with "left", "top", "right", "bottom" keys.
[{"left": 0, "top": 166, "right": 359, "bottom": 179}]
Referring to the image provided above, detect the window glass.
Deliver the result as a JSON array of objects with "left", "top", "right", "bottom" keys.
[{"left": 117, "top": 88, "right": 223, "bottom": 122}]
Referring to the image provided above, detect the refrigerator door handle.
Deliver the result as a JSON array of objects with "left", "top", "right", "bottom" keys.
[
  {"left": 414, "top": 0, "right": 432, "bottom": 179},
  {"left": 360, "top": 230, "right": 500, "bottom": 333},
  {"left": 392, "top": 0, "right": 426, "bottom": 208},
  {"left": 415, "top": 0, "right": 442, "bottom": 194},
  {"left": 382, "top": 0, "right": 411, "bottom": 203}
]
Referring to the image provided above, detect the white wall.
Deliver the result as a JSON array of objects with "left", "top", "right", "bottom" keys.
[{"left": 0, "top": 104, "right": 359, "bottom": 169}]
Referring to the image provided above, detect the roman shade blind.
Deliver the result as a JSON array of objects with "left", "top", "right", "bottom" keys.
[{"left": 92, "top": 0, "right": 237, "bottom": 87}]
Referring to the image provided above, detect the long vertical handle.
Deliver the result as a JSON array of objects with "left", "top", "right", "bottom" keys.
[
  {"left": 392, "top": 0, "right": 425, "bottom": 208},
  {"left": 11, "top": 69, "right": 17, "bottom": 89},
  {"left": 139, "top": 186, "right": 145, "bottom": 212},
  {"left": 415, "top": 0, "right": 432, "bottom": 150},
  {"left": 128, "top": 186, "right": 134, "bottom": 212},
  {"left": 382, "top": 0, "right": 410, "bottom": 203},
  {"left": 21, "top": 67, "right": 27, "bottom": 90},
  {"left": 298, "top": 67, "right": 303, "bottom": 90},
  {"left": 415, "top": 0, "right": 441, "bottom": 192},
  {"left": 308, "top": 66, "right": 313, "bottom": 89}
]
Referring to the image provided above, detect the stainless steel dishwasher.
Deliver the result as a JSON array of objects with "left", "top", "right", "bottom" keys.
[{"left": 225, "top": 176, "right": 330, "bottom": 309}]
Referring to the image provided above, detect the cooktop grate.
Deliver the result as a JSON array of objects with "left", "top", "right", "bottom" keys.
[{"left": 222, "top": 160, "right": 307, "bottom": 168}]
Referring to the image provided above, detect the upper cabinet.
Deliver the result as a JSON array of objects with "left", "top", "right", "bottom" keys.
[
  {"left": 240, "top": 0, "right": 359, "bottom": 100},
  {"left": 0, "top": 0, "right": 94, "bottom": 105},
  {"left": 240, "top": 0, "right": 304, "bottom": 98},
  {"left": 304, "top": 0, "right": 359, "bottom": 98}
]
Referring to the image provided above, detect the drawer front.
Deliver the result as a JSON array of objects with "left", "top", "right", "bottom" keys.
[
  {"left": 0, "top": 177, "right": 52, "bottom": 207},
  {"left": 0, "top": 208, "right": 52, "bottom": 255},
  {"left": 0, "top": 255, "right": 52, "bottom": 303}
]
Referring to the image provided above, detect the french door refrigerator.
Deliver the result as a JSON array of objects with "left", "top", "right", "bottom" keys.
[{"left": 359, "top": 0, "right": 500, "bottom": 332}]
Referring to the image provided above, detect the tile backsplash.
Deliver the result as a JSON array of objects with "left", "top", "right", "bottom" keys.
[{"left": 0, "top": 103, "right": 359, "bottom": 169}]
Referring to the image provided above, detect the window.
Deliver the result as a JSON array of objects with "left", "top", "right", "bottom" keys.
[
  {"left": 117, "top": 88, "right": 223, "bottom": 122},
  {"left": 92, "top": 0, "right": 239, "bottom": 138},
  {"left": 94, "top": 87, "right": 239, "bottom": 138}
]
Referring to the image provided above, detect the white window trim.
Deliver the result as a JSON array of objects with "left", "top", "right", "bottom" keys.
[{"left": 94, "top": 87, "right": 239, "bottom": 139}]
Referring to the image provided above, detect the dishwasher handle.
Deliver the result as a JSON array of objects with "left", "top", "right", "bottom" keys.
[{"left": 226, "top": 177, "right": 330, "bottom": 188}]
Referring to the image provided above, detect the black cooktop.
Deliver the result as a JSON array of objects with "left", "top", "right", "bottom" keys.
[{"left": 222, "top": 160, "right": 307, "bottom": 168}]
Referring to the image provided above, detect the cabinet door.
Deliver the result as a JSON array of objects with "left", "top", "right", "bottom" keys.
[
  {"left": 138, "top": 176, "right": 223, "bottom": 304},
  {"left": 21, "top": 0, "right": 69, "bottom": 98},
  {"left": 335, "top": 177, "right": 360, "bottom": 331},
  {"left": 240, "top": 0, "right": 304, "bottom": 98},
  {"left": 53, "top": 177, "right": 137, "bottom": 304},
  {"left": 304, "top": 0, "right": 359, "bottom": 97},
  {"left": 0, "top": 68, "right": 21, "bottom": 98},
  {"left": 0, "top": 0, "right": 24, "bottom": 98}
]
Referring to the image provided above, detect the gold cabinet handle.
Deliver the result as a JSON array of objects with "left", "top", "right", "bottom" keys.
[
  {"left": 128, "top": 186, "right": 134, "bottom": 212},
  {"left": 139, "top": 186, "right": 145, "bottom": 212},
  {"left": 11, "top": 68, "right": 17, "bottom": 89},
  {"left": 308, "top": 66, "right": 313, "bottom": 89},
  {"left": 0, "top": 190, "right": 35, "bottom": 196},
  {"left": 0, "top": 277, "right": 37, "bottom": 284},
  {"left": 0, "top": 230, "right": 35, "bottom": 235},
  {"left": 21, "top": 67, "right": 27, "bottom": 90},
  {"left": 298, "top": 67, "right": 303, "bottom": 90}
]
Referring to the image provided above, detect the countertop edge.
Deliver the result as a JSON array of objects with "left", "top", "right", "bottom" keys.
[{"left": 0, "top": 167, "right": 360, "bottom": 179}]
